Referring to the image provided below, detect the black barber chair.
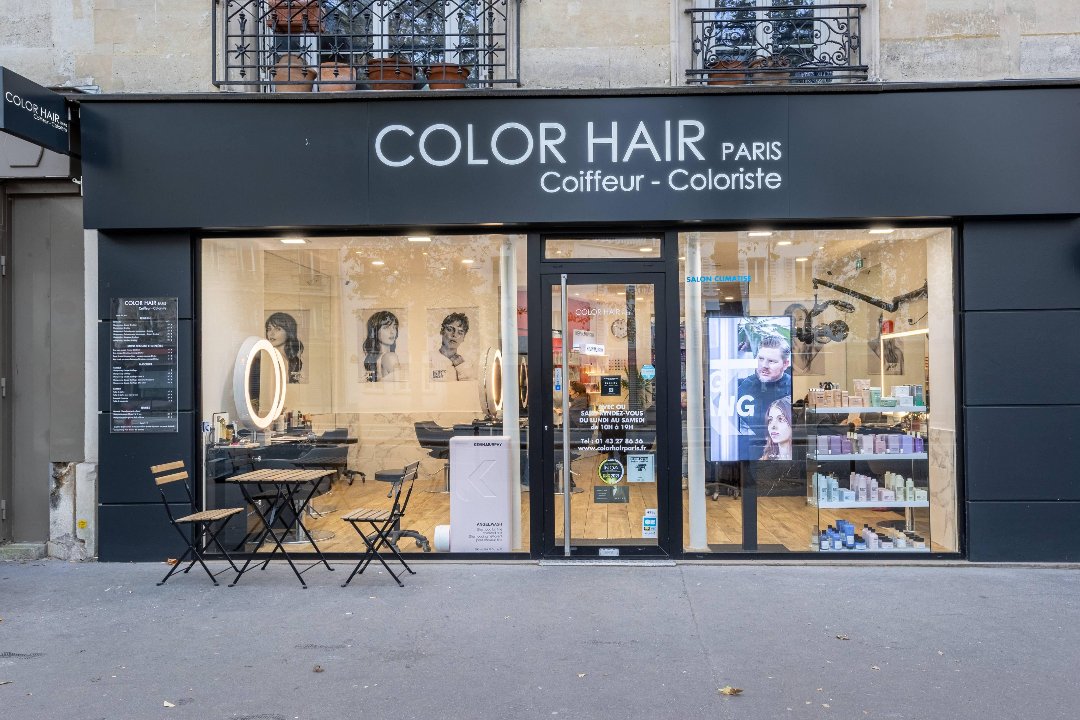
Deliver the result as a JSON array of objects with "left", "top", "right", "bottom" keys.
[{"left": 414, "top": 420, "right": 455, "bottom": 492}]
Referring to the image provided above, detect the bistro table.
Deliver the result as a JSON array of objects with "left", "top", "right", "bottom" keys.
[{"left": 226, "top": 468, "right": 336, "bottom": 588}]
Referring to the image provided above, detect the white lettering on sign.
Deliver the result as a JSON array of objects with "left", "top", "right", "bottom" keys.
[
  {"left": 4, "top": 91, "right": 69, "bottom": 133},
  {"left": 372, "top": 119, "right": 785, "bottom": 197}
]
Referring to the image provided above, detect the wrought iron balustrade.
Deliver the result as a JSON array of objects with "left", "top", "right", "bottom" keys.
[
  {"left": 213, "top": 0, "right": 519, "bottom": 90},
  {"left": 687, "top": 2, "right": 866, "bottom": 86}
]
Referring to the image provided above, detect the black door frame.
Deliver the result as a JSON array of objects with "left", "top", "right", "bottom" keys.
[{"left": 526, "top": 232, "right": 682, "bottom": 558}]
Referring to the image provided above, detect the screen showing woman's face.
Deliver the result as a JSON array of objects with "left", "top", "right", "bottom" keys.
[{"left": 767, "top": 406, "right": 791, "bottom": 445}]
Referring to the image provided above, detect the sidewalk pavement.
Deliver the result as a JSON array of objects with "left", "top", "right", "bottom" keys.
[{"left": 0, "top": 559, "right": 1077, "bottom": 720}]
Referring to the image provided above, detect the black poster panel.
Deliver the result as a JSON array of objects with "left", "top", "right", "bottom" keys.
[
  {"left": 964, "top": 310, "right": 1080, "bottom": 406},
  {"left": 963, "top": 218, "right": 1080, "bottom": 311},
  {"left": 968, "top": 501, "right": 1080, "bottom": 562},
  {"left": 966, "top": 407, "right": 1080, "bottom": 502}
]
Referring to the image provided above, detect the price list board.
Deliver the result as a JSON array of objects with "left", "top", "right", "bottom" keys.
[{"left": 110, "top": 297, "right": 179, "bottom": 433}]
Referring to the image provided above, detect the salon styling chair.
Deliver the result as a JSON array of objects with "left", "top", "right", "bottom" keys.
[{"left": 414, "top": 420, "right": 455, "bottom": 491}]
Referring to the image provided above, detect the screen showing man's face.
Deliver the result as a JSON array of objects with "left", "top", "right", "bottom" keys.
[{"left": 756, "top": 346, "right": 789, "bottom": 383}]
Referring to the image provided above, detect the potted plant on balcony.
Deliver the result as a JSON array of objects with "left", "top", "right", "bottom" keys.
[
  {"left": 273, "top": 53, "right": 316, "bottom": 92},
  {"left": 267, "top": 0, "right": 322, "bottom": 34},
  {"left": 367, "top": 53, "right": 417, "bottom": 90},
  {"left": 706, "top": 56, "right": 750, "bottom": 86},
  {"left": 425, "top": 61, "right": 470, "bottom": 90},
  {"left": 749, "top": 54, "right": 792, "bottom": 85}
]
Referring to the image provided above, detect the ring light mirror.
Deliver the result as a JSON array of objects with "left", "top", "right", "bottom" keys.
[
  {"left": 518, "top": 356, "right": 529, "bottom": 412},
  {"left": 479, "top": 347, "right": 503, "bottom": 419},
  {"left": 233, "top": 336, "right": 287, "bottom": 430}
]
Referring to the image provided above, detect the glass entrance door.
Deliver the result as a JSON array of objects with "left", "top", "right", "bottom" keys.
[{"left": 542, "top": 274, "right": 668, "bottom": 556}]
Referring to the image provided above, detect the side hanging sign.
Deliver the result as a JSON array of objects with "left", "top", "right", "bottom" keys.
[{"left": 0, "top": 67, "right": 72, "bottom": 155}]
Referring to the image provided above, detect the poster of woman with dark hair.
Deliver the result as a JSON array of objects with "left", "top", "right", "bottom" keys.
[
  {"left": 265, "top": 310, "right": 307, "bottom": 384},
  {"left": 362, "top": 309, "right": 407, "bottom": 382}
]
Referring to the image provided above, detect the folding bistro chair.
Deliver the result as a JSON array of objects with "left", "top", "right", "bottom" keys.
[
  {"left": 152, "top": 460, "right": 243, "bottom": 586},
  {"left": 340, "top": 461, "right": 422, "bottom": 587}
]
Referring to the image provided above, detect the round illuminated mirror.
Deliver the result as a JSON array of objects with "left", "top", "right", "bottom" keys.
[
  {"left": 518, "top": 356, "right": 529, "bottom": 412},
  {"left": 479, "top": 347, "right": 503, "bottom": 420},
  {"left": 233, "top": 336, "right": 287, "bottom": 430}
]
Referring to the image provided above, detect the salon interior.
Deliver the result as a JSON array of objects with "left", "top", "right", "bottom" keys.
[{"left": 201, "top": 227, "right": 958, "bottom": 557}]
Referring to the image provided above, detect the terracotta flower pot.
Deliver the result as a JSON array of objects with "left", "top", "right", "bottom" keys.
[
  {"left": 425, "top": 63, "right": 470, "bottom": 90},
  {"left": 706, "top": 58, "right": 749, "bottom": 86},
  {"left": 749, "top": 56, "right": 792, "bottom": 85},
  {"left": 267, "top": 0, "right": 322, "bottom": 34},
  {"left": 274, "top": 54, "right": 315, "bottom": 92},
  {"left": 367, "top": 57, "right": 416, "bottom": 90},
  {"left": 318, "top": 62, "right": 356, "bottom": 92}
]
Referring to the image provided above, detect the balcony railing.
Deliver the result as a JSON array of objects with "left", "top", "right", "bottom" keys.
[
  {"left": 213, "top": 0, "right": 519, "bottom": 91},
  {"left": 686, "top": 3, "right": 866, "bottom": 86}
]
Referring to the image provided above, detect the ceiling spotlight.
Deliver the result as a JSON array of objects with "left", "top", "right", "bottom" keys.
[
  {"left": 639, "top": 247, "right": 654, "bottom": 252},
  {"left": 776, "top": 240, "right": 792, "bottom": 246},
  {"left": 371, "top": 260, "right": 385, "bottom": 266},
  {"left": 724, "top": 296, "right": 735, "bottom": 301},
  {"left": 869, "top": 228, "right": 895, "bottom": 234},
  {"left": 795, "top": 257, "right": 809, "bottom": 262},
  {"left": 407, "top": 236, "right": 431, "bottom": 242},
  {"left": 280, "top": 237, "right": 307, "bottom": 244},
  {"left": 462, "top": 258, "right": 475, "bottom": 265},
  {"left": 748, "top": 231, "right": 773, "bottom": 237},
  {"left": 439, "top": 266, "right": 447, "bottom": 270}
]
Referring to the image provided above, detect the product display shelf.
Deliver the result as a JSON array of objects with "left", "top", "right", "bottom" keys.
[
  {"left": 808, "top": 406, "right": 928, "bottom": 415},
  {"left": 814, "top": 547, "right": 930, "bottom": 553},
  {"left": 815, "top": 499, "right": 929, "bottom": 509},
  {"left": 808, "top": 452, "right": 928, "bottom": 461},
  {"left": 805, "top": 401, "right": 931, "bottom": 553}
]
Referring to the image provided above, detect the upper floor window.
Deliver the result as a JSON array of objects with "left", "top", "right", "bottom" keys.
[
  {"left": 686, "top": 1, "right": 867, "bottom": 86},
  {"left": 214, "top": 1, "right": 519, "bottom": 91}
]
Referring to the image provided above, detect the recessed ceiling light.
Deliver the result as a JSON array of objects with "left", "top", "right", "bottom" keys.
[
  {"left": 795, "top": 257, "right": 809, "bottom": 262},
  {"left": 371, "top": 260, "right": 385, "bottom": 266},
  {"left": 869, "top": 228, "right": 895, "bottom": 234},
  {"left": 407, "top": 236, "right": 431, "bottom": 242},
  {"left": 776, "top": 240, "right": 792, "bottom": 246},
  {"left": 439, "top": 266, "right": 447, "bottom": 270},
  {"left": 462, "top": 258, "right": 474, "bottom": 265},
  {"left": 280, "top": 237, "right": 307, "bottom": 244},
  {"left": 724, "top": 296, "right": 735, "bottom": 301},
  {"left": 422, "top": 252, "right": 428, "bottom": 256},
  {"left": 818, "top": 246, "right": 825, "bottom": 250},
  {"left": 748, "top": 231, "right": 773, "bottom": 237}
]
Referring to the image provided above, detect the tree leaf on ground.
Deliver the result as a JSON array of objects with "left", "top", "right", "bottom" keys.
[
  {"left": 313, "top": 664, "right": 324, "bottom": 673},
  {"left": 718, "top": 686, "right": 743, "bottom": 696},
  {"left": 836, "top": 634, "right": 849, "bottom": 640}
]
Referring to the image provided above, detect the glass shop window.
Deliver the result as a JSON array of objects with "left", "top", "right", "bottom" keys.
[
  {"left": 679, "top": 228, "right": 958, "bottom": 554},
  {"left": 201, "top": 234, "right": 530, "bottom": 554}
]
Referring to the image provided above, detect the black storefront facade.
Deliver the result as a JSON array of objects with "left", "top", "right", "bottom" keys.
[{"left": 82, "top": 82, "right": 1080, "bottom": 564}]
